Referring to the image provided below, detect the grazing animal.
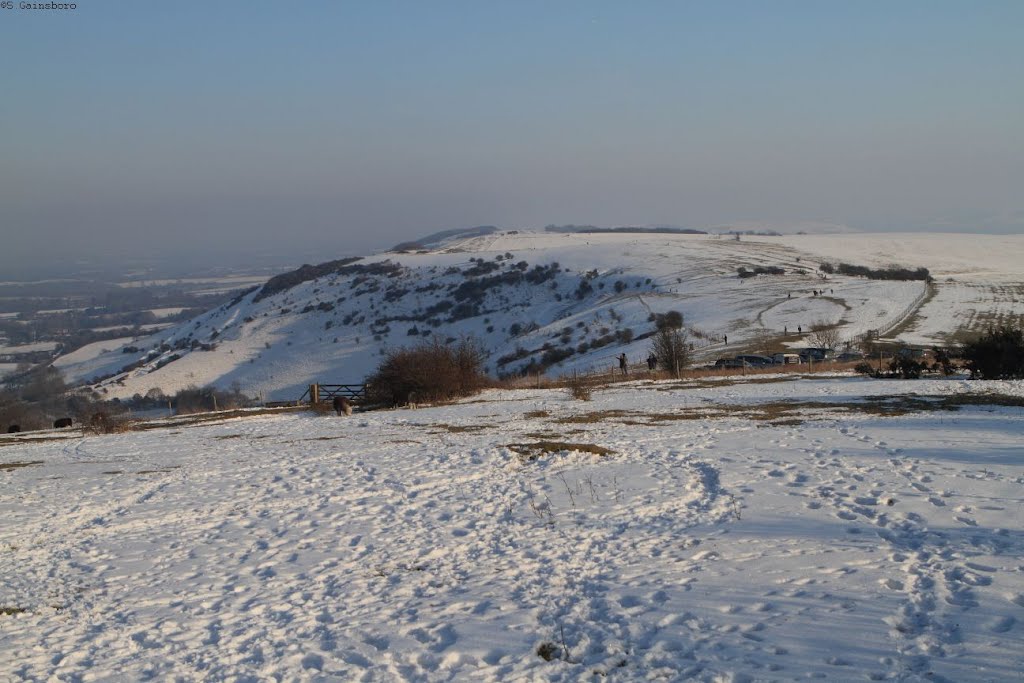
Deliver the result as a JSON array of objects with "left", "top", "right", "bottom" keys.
[
  {"left": 54, "top": 417, "right": 73, "bottom": 429},
  {"left": 7, "top": 425, "right": 20, "bottom": 434},
  {"left": 332, "top": 396, "right": 353, "bottom": 416}
]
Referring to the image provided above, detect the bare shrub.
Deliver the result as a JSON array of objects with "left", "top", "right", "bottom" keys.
[
  {"left": 84, "top": 411, "right": 134, "bottom": 435},
  {"left": 365, "top": 336, "right": 488, "bottom": 407},
  {"left": 854, "top": 361, "right": 876, "bottom": 376},
  {"left": 651, "top": 326, "right": 690, "bottom": 377},
  {"left": 172, "top": 385, "right": 255, "bottom": 414},
  {"left": 566, "top": 372, "right": 592, "bottom": 401},
  {"left": 807, "top": 320, "right": 841, "bottom": 350}
]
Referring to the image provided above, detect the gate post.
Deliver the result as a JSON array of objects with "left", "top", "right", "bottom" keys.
[{"left": 309, "top": 383, "right": 319, "bottom": 405}]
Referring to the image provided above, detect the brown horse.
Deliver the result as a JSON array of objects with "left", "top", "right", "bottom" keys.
[{"left": 333, "top": 396, "right": 353, "bottom": 416}]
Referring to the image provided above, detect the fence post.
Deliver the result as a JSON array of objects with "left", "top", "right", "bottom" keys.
[{"left": 309, "top": 384, "right": 319, "bottom": 405}]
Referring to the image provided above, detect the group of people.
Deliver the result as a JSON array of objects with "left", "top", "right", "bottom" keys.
[{"left": 617, "top": 352, "right": 659, "bottom": 375}]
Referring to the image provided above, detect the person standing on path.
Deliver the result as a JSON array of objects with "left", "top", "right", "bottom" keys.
[{"left": 618, "top": 353, "right": 628, "bottom": 375}]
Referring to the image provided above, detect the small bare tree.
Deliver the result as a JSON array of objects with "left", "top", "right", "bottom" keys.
[
  {"left": 807, "top": 319, "right": 841, "bottom": 350},
  {"left": 752, "top": 327, "right": 776, "bottom": 355},
  {"left": 651, "top": 326, "right": 690, "bottom": 378}
]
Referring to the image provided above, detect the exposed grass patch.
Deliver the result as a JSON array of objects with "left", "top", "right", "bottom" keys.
[
  {"left": 0, "top": 434, "right": 78, "bottom": 448},
  {"left": 0, "top": 606, "right": 27, "bottom": 616},
  {"left": 524, "top": 410, "right": 551, "bottom": 418},
  {"left": 507, "top": 441, "right": 616, "bottom": 460},
  {"left": 554, "top": 410, "right": 637, "bottom": 424},
  {"left": 214, "top": 434, "right": 243, "bottom": 440},
  {"left": 1, "top": 460, "right": 43, "bottom": 472},
  {"left": 101, "top": 470, "right": 125, "bottom": 475},
  {"left": 431, "top": 424, "right": 489, "bottom": 433}
]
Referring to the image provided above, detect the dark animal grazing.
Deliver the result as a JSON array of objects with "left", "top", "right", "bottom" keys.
[
  {"left": 332, "top": 396, "right": 353, "bottom": 416},
  {"left": 54, "top": 417, "right": 73, "bottom": 429},
  {"left": 7, "top": 425, "right": 20, "bottom": 433}
]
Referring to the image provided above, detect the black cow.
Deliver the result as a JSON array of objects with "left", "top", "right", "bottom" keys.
[
  {"left": 332, "top": 396, "right": 353, "bottom": 416},
  {"left": 54, "top": 417, "right": 73, "bottom": 429},
  {"left": 7, "top": 425, "right": 20, "bottom": 434}
]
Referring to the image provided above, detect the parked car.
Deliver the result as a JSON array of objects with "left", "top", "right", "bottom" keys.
[
  {"left": 715, "top": 358, "right": 754, "bottom": 369},
  {"left": 798, "top": 347, "right": 832, "bottom": 362},
  {"left": 734, "top": 354, "right": 774, "bottom": 367},
  {"left": 835, "top": 351, "right": 865, "bottom": 362},
  {"left": 772, "top": 353, "right": 802, "bottom": 365}
]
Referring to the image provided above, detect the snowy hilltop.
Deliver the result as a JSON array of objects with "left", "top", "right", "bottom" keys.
[
  {"left": 2, "top": 374, "right": 1023, "bottom": 680},
  {"left": 55, "top": 230, "right": 1024, "bottom": 402}
]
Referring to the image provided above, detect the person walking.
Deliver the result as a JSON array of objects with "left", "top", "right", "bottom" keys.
[
  {"left": 618, "top": 353, "right": 628, "bottom": 376},
  {"left": 647, "top": 353, "right": 657, "bottom": 371}
]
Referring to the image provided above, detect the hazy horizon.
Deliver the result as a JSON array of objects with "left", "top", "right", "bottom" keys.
[{"left": 3, "top": 1, "right": 1023, "bottom": 274}]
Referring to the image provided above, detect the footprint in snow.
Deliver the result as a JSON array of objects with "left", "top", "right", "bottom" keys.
[{"left": 987, "top": 615, "right": 1015, "bottom": 633}]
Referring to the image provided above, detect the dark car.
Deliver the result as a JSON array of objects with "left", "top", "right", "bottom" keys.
[
  {"left": 734, "top": 354, "right": 775, "bottom": 367},
  {"left": 715, "top": 358, "right": 754, "bottom": 369},
  {"left": 798, "top": 347, "right": 831, "bottom": 362}
]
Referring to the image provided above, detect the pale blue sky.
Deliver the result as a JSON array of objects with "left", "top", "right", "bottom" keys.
[{"left": 2, "top": 1, "right": 1022, "bottom": 268}]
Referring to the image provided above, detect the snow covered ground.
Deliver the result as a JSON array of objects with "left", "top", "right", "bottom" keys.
[{"left": 2, "top": 375, "right": 1023, "bottom": 681}]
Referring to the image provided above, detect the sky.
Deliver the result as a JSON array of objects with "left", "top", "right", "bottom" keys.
[{"left": 2, "top": 1, "right": 1023, "bottom": 273}]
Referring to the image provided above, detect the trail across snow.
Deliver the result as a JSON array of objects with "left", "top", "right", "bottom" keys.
[{"left": 2, "top": 376, "right": 1024, "bottom": 681}]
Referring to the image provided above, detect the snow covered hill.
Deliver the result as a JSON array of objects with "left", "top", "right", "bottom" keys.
[
  {"left": 57, "top": 231, "right": 1024, "bottom": 402},
  {"left": 2, "top": 374, "right": 1023, "bottom": 681}
]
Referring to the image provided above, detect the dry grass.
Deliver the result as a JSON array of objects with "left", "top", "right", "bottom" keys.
[
  {"left": 524, "top": 410, "right": 550, "bottom": 418},
  {"left": 554, "top": 409, "right": 638, "bottom": 424},
  {"left": 506, "top": 441, "right": 616, "bottom": 460},
  {"left": 0, "top": 434, "right": 79, "bottom": 448},
  {"left": 309, "top": 401, "right": 336, "bottom": 416},
  {"left": 1, "top": 607, "right": 27, "bottom": 616},
  {"left": 433, "top": 424, "right": 489, "bottom": 434},
  {"left": 1, "top": 460, "right": 43, "bottom": 472}
]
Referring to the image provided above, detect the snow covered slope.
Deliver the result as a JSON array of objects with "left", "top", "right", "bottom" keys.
[
  {"left": 59, "top": 231, "right": 1024, "bottom": 402},
  {"left": 2, "top": 375, "right": 1023, "bottom": 681}
]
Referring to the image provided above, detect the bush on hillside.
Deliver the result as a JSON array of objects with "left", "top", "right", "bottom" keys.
[
  {"left": 964, "top": 326, "right": 1024, "bottom": 379},
  {"left": 365, "top": 336, "right": 488, "bottom": 407},
  {"left": 654, "top": 310, "right": 684, "bottom": 330},
  {"left": 171, "top": 385, "right": 256, "bottom": 414}
]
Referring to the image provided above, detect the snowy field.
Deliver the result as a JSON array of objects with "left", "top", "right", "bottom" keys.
[{"left": 2, "top": 375, "right": 1023, "bottom": 681}]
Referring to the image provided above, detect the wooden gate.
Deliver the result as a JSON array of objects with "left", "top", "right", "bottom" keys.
[{"left": 302, "top": 383, "right": 367, "bottom": 404}]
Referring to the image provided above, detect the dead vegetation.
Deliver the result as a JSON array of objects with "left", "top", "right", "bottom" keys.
[
  {"left": 554, "top": 409, "right": 637, "bottom": 424},
  {"left": 1, "top": 460, "right": 43, "bottom": 472},
  {"left": 431, "top": 424, "right": 489, "bottom": 434},
  {"left": 506, "top": 441, "right": 616, "bottom": 461}
]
